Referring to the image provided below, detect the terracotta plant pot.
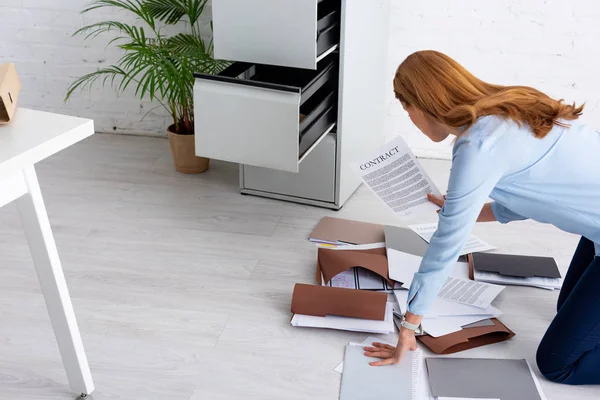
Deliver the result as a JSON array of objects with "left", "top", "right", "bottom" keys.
[{"left": 167, "top": 125, "right": 210, "bottom": 174}]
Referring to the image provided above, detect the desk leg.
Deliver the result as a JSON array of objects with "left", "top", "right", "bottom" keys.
[{"left": 16, "top": 166, "right": 94, "bottom": 396}]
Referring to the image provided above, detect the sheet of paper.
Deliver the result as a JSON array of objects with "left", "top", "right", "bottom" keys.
[
  {"left": 318, "top": 242, "right": 387, "bottom": 250},
  {"left": 340, "top": 344, "right": 421, "bottom": 400},
  {"left": 462, "top": 319, "right": 495, "bottom": 329},
  {"left": 350, "top": 135, "right": 442, "bottom": 220},
  {"left": 474, "top": 270, "right": 561, "bottom": 290},
  {"left": 395, "top": 289, "right": 502, "bottom": 318},
  {"left": 408, "top": 223, "right": 496, "bottom": 255},
  {"left": 417, "top": 350, "right": 435, "bottom": 400},
  {"left": 291, "top": 302, "right": 395, "bottom": 334},
  {"left": 526, "top": 360, "right": 548, "bottom": 400},
  {"left": 421, "top": 314, "right": 500, "bottom": 338},
  {"left": 387, "top": 248, "right": 422, "bottom": 287},
  {"left": 334, "top": 336, "right": 396, "bottom": 374},
  {"left": 324, "top": 267, "right": 395, "bottom": 291},
  {"left": 438, "top": 277, "right": 505, "bottom": 309}
]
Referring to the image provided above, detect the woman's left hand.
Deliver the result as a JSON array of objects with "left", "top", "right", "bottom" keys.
[{"left": 364, "top": 328, "right": 417, "bottom": 366}]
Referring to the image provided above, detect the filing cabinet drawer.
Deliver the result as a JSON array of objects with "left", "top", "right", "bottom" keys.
[
  {"left": 212, "top": 0, "right": 341, "bottom": 70},
  {"left": 194, "top": 55, "right": 338, "bottom": 173},
  {"left": 242, "top": 133, "right": 337, "bottom": 203}
]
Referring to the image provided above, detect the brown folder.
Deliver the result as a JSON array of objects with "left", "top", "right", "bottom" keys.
[
  {"left": 316, "top": 246, "right": 391, "bottom": 286},
  {"left": 418, "top": 318, "right": 515, "bottom": 354},
  {"left": 309, "top": 216, "right": 385, "bottom": 245},
  {"left": 291, "top": 283, "right": 387, "bottom": 321}
]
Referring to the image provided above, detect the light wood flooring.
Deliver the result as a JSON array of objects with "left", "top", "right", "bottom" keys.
[{"left": 0, "top": 134, "right": 598, "bottom": 399}]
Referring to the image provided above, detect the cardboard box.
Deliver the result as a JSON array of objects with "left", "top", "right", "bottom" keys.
[{"left": 0, "top": 63, "right": 21, "bottom": 124}]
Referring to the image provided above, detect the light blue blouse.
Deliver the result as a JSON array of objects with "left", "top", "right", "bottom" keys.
[{"left": 406, "top": 115, "right": 600, "bottom": 316}]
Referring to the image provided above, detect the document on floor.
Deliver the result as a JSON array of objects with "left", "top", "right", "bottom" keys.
[
  {"left": 394, "top": 290, "right": 502, "bottom": 337},
  {"left": 438, "top": 277, "right": 505, "bottom": 309},
  {"left": 340, "top": 343, "right": 422, "bottom": 400},
  {"left": 350, "top": 135, "right": 442, "bottom": 220},
  {"left": 474, "top": 269, "right": 562, "bottom": 290},
  {"left": 395, "top": 289, "right": 502, "bottom": 319},
  {"left": 334, "top": 336, "right": 395, "bottom": 374},
  {"left": 291, "top": 302, "right": 395, "bottom": 334},
  {"left": 408, "top": 222, "right": 496, "bottom": 255}
]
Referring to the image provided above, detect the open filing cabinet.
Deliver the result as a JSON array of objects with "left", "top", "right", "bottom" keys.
[{"left": 194, "top": 0, "right": 391, "bottom": 209}]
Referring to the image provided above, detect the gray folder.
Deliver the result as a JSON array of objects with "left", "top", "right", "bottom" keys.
[
  {"left": 384, "top": 225, "right": 429, "bottom": 257},
  {"left": 425, "top": 358, "right": 542, "bottom": 400},
  {"left": 340, "top": 344, "right": 412, "bottom": 400},
  {"left": 472, "top": 252, "right": 561, "bottom": 279}
]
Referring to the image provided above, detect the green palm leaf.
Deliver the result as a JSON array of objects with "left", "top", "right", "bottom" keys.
[
  {"left": 144, "top": 0, "right": 207, "bottom": 25},
  {"left": 66, "top": 0, "right": 229, "bottom": 134}
]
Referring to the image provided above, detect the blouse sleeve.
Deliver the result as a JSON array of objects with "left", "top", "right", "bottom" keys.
[{"left": 406, "top": 139, "right": 504, "bottom": 316}]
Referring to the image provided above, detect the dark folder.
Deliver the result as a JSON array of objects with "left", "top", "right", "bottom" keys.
[{"left": 470, "top": 252, "right": 561, "bottom": 279}]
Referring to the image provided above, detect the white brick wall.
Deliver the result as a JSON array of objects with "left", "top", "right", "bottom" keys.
[
  {"left": 386, "top": 0, "right": 600, "bottom": 159},
  {"left": 2, "top": 0, "right": 600, "bottom": 153},
  {"left": 0, "top": 0, "right": 212, "bottom": 136}
]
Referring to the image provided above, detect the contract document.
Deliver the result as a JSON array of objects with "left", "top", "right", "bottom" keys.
[{"left": 351, "top": 135, "right": 442, "bottom": 220}]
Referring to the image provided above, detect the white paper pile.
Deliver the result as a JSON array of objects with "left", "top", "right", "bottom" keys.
[
  {"left": 291, "top": 302, "right": 395, "bottom": 334},
  {"left": 394, "top": 290, "right": 503, "bottom": 338},
  {"left": 473, "top": 269, "right": 562, "bottom": 290},
  {"left": 408, "top": 222, "right": 496, "bottom": 256}
]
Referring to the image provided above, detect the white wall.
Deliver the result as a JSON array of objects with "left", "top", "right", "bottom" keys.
[
  {"left": 2, "top": 0, "right": 600, "bottom": 153},
  {"left": 0, "top": 0, "right": 213, "bottom": 136},
  {"left": 386, "top": 0, "right": 600, "bottom": 159}
]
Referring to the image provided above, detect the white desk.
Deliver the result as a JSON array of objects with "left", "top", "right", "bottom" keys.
[{"left": 0, "top": 108, "right": 95, "bottom": 398}]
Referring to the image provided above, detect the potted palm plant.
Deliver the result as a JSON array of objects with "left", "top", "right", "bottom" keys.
[{"left": 65, "top": 0, "right": 229, "bottom": 173}]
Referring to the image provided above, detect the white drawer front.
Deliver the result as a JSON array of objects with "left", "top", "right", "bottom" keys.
[
  {"left": 213, "top": 0, "right": 319, "bottom": 69},
  {"left": 242, "top": 133, "right": 337, "bottom": 203},
  {"left": 194, "top": 79, "right": 302, "bottom": 173}
]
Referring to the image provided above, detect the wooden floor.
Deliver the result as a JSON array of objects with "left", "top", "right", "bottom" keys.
[{"left": 0, "top": 134, "right": 598, "bottom": 400}]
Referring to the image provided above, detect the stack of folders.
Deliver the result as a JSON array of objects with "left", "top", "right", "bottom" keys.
[
  {"left": 289, "top": 217, "right": 398, "bottom": 334},
  {"left": 290, "top": 244, "right": 397, "bottom": 334},
  {"left": 419, "top": 357, "right": 548, "bottom": 400},
  {"left": 469, "top": 252, "right": 562, "bottom": 290}
]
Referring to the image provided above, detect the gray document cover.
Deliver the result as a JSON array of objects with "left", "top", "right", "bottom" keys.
[
  {"left": 425, "top": 358, "right": 542, "bottom": 400},
  {"left": 384, "top": 225, "right": 429, "bottom": 257},
  {"left": 340, "top": 344, "right": 412, "bottom": 400},
  {"left": 472, "top": 252, "right": 561, "bottom": 279}
]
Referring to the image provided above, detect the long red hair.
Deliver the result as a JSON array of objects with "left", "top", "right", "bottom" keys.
[{"left": 393, "top": 50, "right": 583, "bottom": 138}]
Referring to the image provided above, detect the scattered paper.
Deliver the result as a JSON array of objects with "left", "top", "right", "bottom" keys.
[
  {"left": 526, "top": 360, "right": 549, "bottom": 400},
  {"left": 416, "top": 350, "right": 434, "bottom": 400},
  {"left": 421, "top": 314, "right": 500, "bottom": 338},
  {"left": 395, "top": 288, "right": 502, "bottom": 318},
  {"left": 317, "top": 242, "right": 386, "bottom": 250},
  {"left": 462, "top": 319, "right": 495, "bottom": 329},
  {"left": 408, "top": 223, "right": 496, "bottom": 256},
  {"left": 350, "top": 135, "right": 442, "bottom": 220},
  {"left": 474, "top": 270, "right": 561, "bottom": 290},
  {"left": 438, "top": 277, "right": 505, "bottom": 309},
  {"left": 324, "top": 267, "right": 396, "bottom": 291},
  {"left": 334, "top": 336, "right": 395, "bottom": 373},
  {"left": 291, "top": 302, "right": 395, "bottom": 334},
  {"left": 387, "top": 248, "right": 422, "bottom": 287}
]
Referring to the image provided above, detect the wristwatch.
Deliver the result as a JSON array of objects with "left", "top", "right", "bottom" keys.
[{"left": 400, "top": 317, "right": 423, "bottom": 335}]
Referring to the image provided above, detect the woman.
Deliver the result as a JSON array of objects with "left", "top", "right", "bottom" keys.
[{"left": 365, "top": 50, "right": 600, "bottom": 385}]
